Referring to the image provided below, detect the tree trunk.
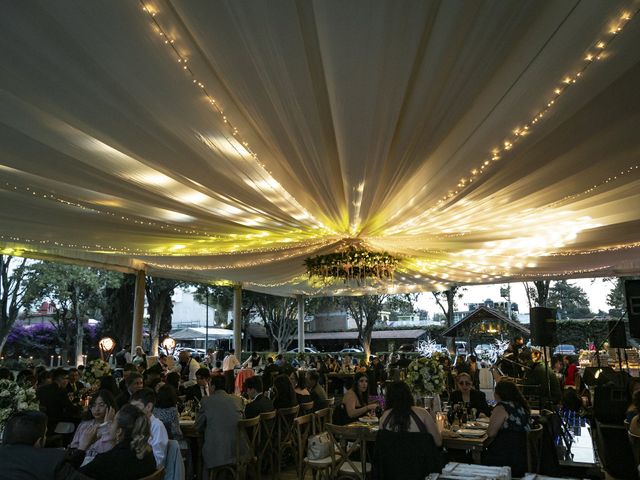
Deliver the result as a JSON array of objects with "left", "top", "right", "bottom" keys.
[
  {"left": 150, "top": 302, "right": 165, "bottom": 356},
  {"left": 0, "top": 334, "right": 7, "bottom": 357}
]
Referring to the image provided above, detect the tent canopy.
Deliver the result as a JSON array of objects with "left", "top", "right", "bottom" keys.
[
  {"left": 170, "top": 327, "right": 234, "bottom": 341},
  {"left": 2, "top": 2, "right": 640, "bottom": 296}
]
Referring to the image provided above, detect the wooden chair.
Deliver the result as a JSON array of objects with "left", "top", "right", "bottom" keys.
[
  {"left": 313, "top": 407, "right": 331, "bottom": 435},
  {"left": 327, "top": 423, "right": 371, "bottom": 480},
  {"left": 138, "top": 467, "right": 165, "bottom": 480},
  {"left": 294, "top": 413, "right": 313, "bottom": 479},
  {"left": 327, "top": 397, "right": 336, "bottom": 408},
  {"left": 300, "top": 401, "right": 315, "bottom": 415},
  {"left": 237, "top": 416, "right": 261, "bottom": 480},
  {"left": 276, "top": 405, "right": 300, "bottom": 476},
  {"left": 629, "top": 430, "right": 640, "bottom": 469},
  {"left": 526, "top": 424, "right": 544, "bottom": 473},
  {"left": 259, "top": 410, "right": 277, "bottom": 480}
]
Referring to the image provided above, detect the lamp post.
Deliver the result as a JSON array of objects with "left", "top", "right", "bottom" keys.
[
  {"left": 161, "top": 337, "right": 176, "bottom": 356},
  {"left": 98, "top": 337, "right": 116, "bottom": 362}
]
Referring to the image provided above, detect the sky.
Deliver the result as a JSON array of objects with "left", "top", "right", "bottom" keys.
[{"left": 414, "top": 277, "right": 613, "bottom": 316}]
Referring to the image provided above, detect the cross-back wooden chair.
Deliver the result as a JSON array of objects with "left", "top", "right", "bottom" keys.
[
  {"left": 276, "top": 405, "right": 300, "bottom": 476},
  {"left": 258, "top": 410, "right": 277, "bottom": 480},
  {"left": 326, "top": 423, "right": 371, "bottom": 480},
  {"left": 313, "top": 407, "right": 331, "bottom": 435}
]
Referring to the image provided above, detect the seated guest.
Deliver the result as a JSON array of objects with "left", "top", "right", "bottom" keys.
[
  {"left": 244, "top": 376, "right": 274, "bottom": 419},
  {"left": 374, "top": 381, "right": 442, "bottom": 479},
  {"left": 116, "top": 372, "right": 143, "bottom": 409},
  {"left": 69, "top": 390, "right": 117, "bottom": 464},
  {"left": 165, "top": 371, "right": 181, "bottom": 392},
  {"left": 627, "top": 390, "right": 640, "bottom": 431},
  {"left": 368, "top": 356, "right": 386, "bottom": 395},
  {"left": 196, "top": 375, "right": 244, "bottom": 473},
  {"left": 153, "top": 385, "right": 183, "bottom": 442},
  {"left": 66, "top": 368, "right": 85, "bottom": 395},
  {"left": 272, "top": 374, "right": 298, "bottom": 409},
  {"left": 0, "top": 411, "right": 94, "bottom": 480},
  {"left": 36, "top": 368, "right": 81, "bottom": 433},
  {"left": 80, "top": 404, "right": 157, "bottom": 480},
  {"left": 262, "top": 357, "right": 279, "bottom": 391},
  {"left": 483, "top": 380, "right": 530, "bottom": 477},
  {"left": 289, "top": 370, "right": 312, "bottom": 404},
  {"left": 129, "top": 388, "right": 168, "bottom": 467},
  {"left": 185, "top": 367, "right": 211, "bottom": 402},
  {"left": 118, "top": 364, "right": 137, "bottom": 394},
  {"left": 16, "top": 369, "right": 37, "bottom": 388},
  {"left": 132, "top": 346, "right": 147, "bottom": 370},
  {"left": 333, "top": 372, "right": 378, "bottom": 425},
  {"left": 563, "top": 355, "right": 578, "bottom": 388},
  {"left": 306, "top": 371, "right": 328, "bottom": 410},
  {"left": 449, "top": 372, "right": 492, "bottom": 417},
  {"left": 98, "top": 375, "right": 120, "bottom": 398}
]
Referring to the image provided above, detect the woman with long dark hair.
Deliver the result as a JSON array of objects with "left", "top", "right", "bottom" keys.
[
  {"left": 79, "top": 404, "right": 156, "bottom": 479},
  {"left": 332, "top": 372, "right": 378, "bottom": 425},
  {"left": 373, "top": 381, "right": 442, "bottom": 478},
  {"left": 289, "top": 370, "right": 312, "bottom": 404},
  {"left": 272, "top": 373, "right": 297, "bottom": 409},
  {"left": 483, "top": 380, "right": 530, "bottom": 477},
  {"left": 69, "top": 390, "right": 117, "bottom": 463}
]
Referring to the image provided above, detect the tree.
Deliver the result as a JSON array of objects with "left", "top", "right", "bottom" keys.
[
  {"left": 252, "top": 293, "right": 297, "bottom": 353},
  {"left": 523, "top": 280, "right": 551, "bottom": 308},
  {"left": 339, "top": 295, "right": 387, "bottom": 361},
  {"left": 432, "top": 287, "right": 463, "bottom": 327},
  {"left": 0, "top": 255, "right": 28, "bottom": 356},
  {"left": 101, "top": 273, "right": 136, "bottom": 349},
  {"left": 547, "top": 280, "right": 591, "bottom": 319},
  {"left": 145, "top": 277, "right": 182, "bottom": 355},
  {"left": 384, "top": 294, "right": 416, "bottom": 322},
  {"left": 22, "top": 262, "right": 120, "bottom": 364}
]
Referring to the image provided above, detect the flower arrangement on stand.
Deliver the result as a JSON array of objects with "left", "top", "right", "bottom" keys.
[
  {"left": 83, "top": 359, "right": 112, "bottom": 387},
  {"left": 406, "top": 353, "right": 447, "bottom": 396},
  {"left": 304, "top": 247, "right": 399, "bottom": 284},
  {"left": 0, "top": 379, "right": 39, "bottom": 430}
]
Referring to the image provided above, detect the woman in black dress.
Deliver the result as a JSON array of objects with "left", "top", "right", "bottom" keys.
[{"left": 448, "top": 372, "right": 492, "bottom": 417}]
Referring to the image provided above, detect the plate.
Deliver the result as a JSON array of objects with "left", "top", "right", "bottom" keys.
[
  {"left": 358, "top": 416, "right": 379, "bottom": 424},
  {"left": 463, "top": 422, "right": 488, "bottom": 430},
  {"left": 456, "top": 428, "right": 486, "bottom": 438},
  {"left": 475, "top": 417, "right": 490, "bottom": 424}
]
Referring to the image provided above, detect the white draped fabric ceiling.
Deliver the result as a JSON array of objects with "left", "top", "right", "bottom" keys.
[{"left": 1, "top": 1, "right": 640, "bottom": 296}]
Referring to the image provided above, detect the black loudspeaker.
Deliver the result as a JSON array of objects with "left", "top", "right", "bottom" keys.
[
  {"left": 625, "top": 280, "right": 640, "bottom": 338},
  {"left": 530, "top": 307, "right": 557, "bottom": 346},
  {"left": 608, "top": 320, "right": 627, "bottom": 348}
]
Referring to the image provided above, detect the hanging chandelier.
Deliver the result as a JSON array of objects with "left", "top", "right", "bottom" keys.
[{"left": 304, "top": 246, "right": 399, "bottom": 284}]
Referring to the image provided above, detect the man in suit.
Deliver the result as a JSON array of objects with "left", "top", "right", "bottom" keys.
[
  {"left": 66, "top": 368, "right": 84, "bottom": 395},
  {"left": 185, "top": 367, "right": 211, "bottom": 402},
  {"left": 36, "top": 368, "right": 81, "bottom": 433},
  {"left": 306, "top": 370, "right": 328, "bottom": 410},
  {"left": 243, "top": 376, "right": 274, "bottom": 419},
  {"left": 196, "top": 375, "right": 244, "bottom": 472},
  {"left": 0, "top": 411, "right": 91, "bottom": 480}
]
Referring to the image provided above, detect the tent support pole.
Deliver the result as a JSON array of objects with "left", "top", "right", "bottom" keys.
[
  {"left": 233, "top": 284, "right": 242, "bottom": 355},
  {"left": 297, "top": 295, "right": 305, "bottom": 352},
  {"left": 131, "top": 270, "right": 146, "bottom": 356}
]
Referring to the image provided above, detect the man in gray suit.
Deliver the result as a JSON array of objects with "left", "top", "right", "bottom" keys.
[{"left": 196, "top": 374, "right": 244, "bottom": 473}]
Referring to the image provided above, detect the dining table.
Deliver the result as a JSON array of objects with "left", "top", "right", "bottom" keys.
[
  {"left": 343, "top": 417, "right": 491, "bottom": 464},
  {"left": 179, "top": 418, "right": 202, "bottom": 479}
]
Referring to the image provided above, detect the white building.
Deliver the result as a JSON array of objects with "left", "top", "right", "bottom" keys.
[{"left": 169, "top": 290, "right": 219, "bottom": 329}]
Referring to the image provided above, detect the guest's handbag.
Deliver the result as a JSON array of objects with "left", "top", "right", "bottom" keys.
[{"left": 307, "top": 431, "right": 332, "bottom": 460}]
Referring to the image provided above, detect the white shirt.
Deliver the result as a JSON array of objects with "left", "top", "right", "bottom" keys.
[
  {"left": 222, "top": 354, "right": 240, "bottom": 372},
  {"left": 149, "top": 414, "right": 169, "bottom": 467}
]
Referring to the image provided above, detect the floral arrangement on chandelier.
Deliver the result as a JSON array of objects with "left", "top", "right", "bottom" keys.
[
  {"left": 406, "top": 353, "right": 447, "bottom": 396},
  {"left": 0, "top": 379, "right": 39, "bottom": 430},
  {"left": 304, "top": 247, "right": 399, "bottom": 283},
  {"left": 83, "top": 359, "right": 112, "bottom": 387}
]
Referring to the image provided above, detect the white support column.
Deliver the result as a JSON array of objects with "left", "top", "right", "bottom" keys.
[
  {"left": 233, "top": 284, "right": 242, "bottom": 355},
  {"left": 131, "top": 270, "right": 146, "bottom": 355},
  {"left": 297, "top": 294, "right": 305, "bottom": 352}
]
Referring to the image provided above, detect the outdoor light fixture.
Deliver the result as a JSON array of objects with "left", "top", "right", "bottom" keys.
[
  {"left": 98, "top": 336, "right": 116, "bottom": 361},
  {"left": 161, "top": 337, "right": 177, "bottom": 356}
]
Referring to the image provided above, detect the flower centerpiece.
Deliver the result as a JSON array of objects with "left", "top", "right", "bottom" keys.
[
  {"left": 0, "top": 379, "right": 40, "bottom": 430},
  {"left": 83, "top": 359, "right": 112, "bottom": 386},
  {"left": 405, "top": 353, "right": 447, "bottom": 396}
]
